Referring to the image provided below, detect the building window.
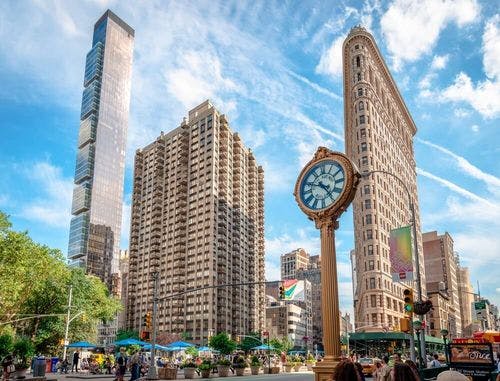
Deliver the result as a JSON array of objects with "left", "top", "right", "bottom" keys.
[
  {"left": 359, "top": 101, "right": 364, "bottom": 110},
  {"left": 360, "top": 128, "right": 366, "bottom": 138},
  {"left": 357, "top": 72, "right": 361, "bottom": 81},
  {"left": 356, "top": 56, "right": 361, "bottom": 67},
  {"left": 361, "top": 142, "right": 367, "bottom": 152},
  {"left": 368, "top": 260, "right": 374, "bottom": 271},
  {"left": 365, "top": 214, "right": 372, "bottom": 224},
  {"left": 371, "top": 295, "right": 377, "bottom": 307},
  {"left": 364, "top": 185, "right": 370, "bottom": 194},
  {"left": 369, "top": 278, "right": 375, "bottom": 289},
  {"left": 367, "top": 244, "right": 373, "bottom": 255},
  {"left": 366, "top": 229, "right": 373, "bottom": 239},
  {"left": 361, "top": 156, "right": 368, "bottom": 165},
  {"left": 355, "top": 44, "right": 359, "bottom": 50},
  {"left": 359, "top": 115, "right": 365, "bottom": 124},
  {"left": 364, "top": 199, "right": 371, "bottom": 209},
  {"left": 358, "top": 88, "right": 363, "bottom": 96}
]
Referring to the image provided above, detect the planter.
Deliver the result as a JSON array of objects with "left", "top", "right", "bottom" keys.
[
  {"left": 217, "top": 365, "right": 230, "bottom": 377},
  {"left": 183, "top": 367, "right": 196, "bottom": 379},
  {"left": 294, "top": 364, "right": 302, "bottom": 372},
  {"left": 270, "top": 366, "right": 280, "bottom": 374},
  {"left": 14, "top": 369, "right": 28, "bottom": 379},
  {"left": 250, "top": 365, "right": 260, "bottom": 375},
  {"left": 158, "top": 367, "right": 178, "bottom": 379},
  {"left": 235, "top": 367, "right": 245, "bottom": 376},
  {"left": 306, "top": 363, "right": 313, "bottom": 371},
  {"left": 284, "top": 364, "right": 293, "bottom": 373},
  {"left": 200, "top": 369, "right": 211, "bottom": 378}
]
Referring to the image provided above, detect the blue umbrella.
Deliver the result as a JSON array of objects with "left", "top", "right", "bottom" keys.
[
  {"left": 198, "top": 346, "right": 212, "bottom": 352},
  {"left": 251, "top": 344, "right": 276, "bottom": 351},
  {"left": 114, "top": 338, "right": 148, "bottom": 346},
  {"left": 142, "top": 343, "right": 169, "bottom": 351},
  {"left": 166, "top": 340, "right": 194, "bottom": 348},
  {"left": 165, "top": 346, "right": 184, "bottom": 351},
  {"left": 66, "top": 341, "right": 97, "bottom": 348}
]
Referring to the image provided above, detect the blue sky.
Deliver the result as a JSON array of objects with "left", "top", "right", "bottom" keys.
[{"left": 1, "top": 0, "right": 499, "bottom": 316}]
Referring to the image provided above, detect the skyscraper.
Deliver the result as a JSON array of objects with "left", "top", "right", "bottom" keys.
[
  {"left": 126, "top": 100, "right": 265, "bottom": 343},
  {"left": 68, "top": 10, "right": 134, "bottom": 289},
  {"left": 343, "top": 27, "right": 425, "bottom": 331}
]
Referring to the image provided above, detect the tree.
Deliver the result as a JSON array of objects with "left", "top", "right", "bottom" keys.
[
  {"left": 116, "top": 329, "right": 139, "bottom": 341},
  {"left": 0, "top": 211, "right": 122, "bottom": 354},
  {"left": 240, "top": 332, "right": 262, "bottom": 352},
  {"left": 0, "top": 333, "right": 13, "bottom": 358},
  {"left": 209, "top": 332, "right": 236, "bottom": 355},
  {"left": 270, "top": 337, "right": 293, "bottom": 353}
]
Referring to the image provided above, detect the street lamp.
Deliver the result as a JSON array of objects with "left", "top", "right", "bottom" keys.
[
  {"left": 361, "top": 170, "right": 425, "bottom": 363},
  {"left": 413, "top": 320, "right": 423, "bottom": 368},
  {"left": 440, "top": 329, "right": 449, "bottom": 364}
]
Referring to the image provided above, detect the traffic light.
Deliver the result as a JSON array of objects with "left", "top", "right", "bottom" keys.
[
  {"left": 145, "top": 312, "right": 152, "bottom": 329},
  {"left": 403, "top": 289, "right": 414, "bottom": 315},
  {"left": 279, "top": 284, "right": 285, "bottom": 299},
  {"left": 141, "top": 331, "right": 150, "bottom": 341},
  {"left": 400, "top": 318, "right": 410, "bottom": 333},
  {"left": 236, "top": 335, "right": 241, "bottom": 344}
]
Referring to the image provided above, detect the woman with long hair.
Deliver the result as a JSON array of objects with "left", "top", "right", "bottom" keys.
[
  {"left": 392, "top": 363, "right": 419, "bottom": 381},
  {"left": 334, "top": 360, "right": 361, "bottom": 381}
]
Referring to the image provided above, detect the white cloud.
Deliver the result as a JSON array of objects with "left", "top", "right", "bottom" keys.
[
  {"left": 316, "top": 35, "right": 346, "bottom": 78},
  {"left": 266, "top": 228, "right": 320, "bottom": 261},
  {"left": 286, "top": 70, "right": 342, "bottom": 101},
  {"left": 20, "top": 161, "right": 73, "bottom": 228},
  {"left": 380, "top": 0, "right": 479, "bottom": 69},
  {"left": 265, "top": 260, "right": 281, "bottom": 281},
  {"left": 431, "top": 54, "right": 449, "bottom": 70},
  {"left": 441, "top": 15, "right": 500, "bottom": 118},
  {"left": 471, "top": 124, "right": 479, "bottom": 132},
  {"left": 453, "top": 108, "right": 470, "bottom": 118}
]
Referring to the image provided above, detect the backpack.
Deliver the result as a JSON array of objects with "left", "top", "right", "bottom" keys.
[{"left": 117, "top": 355, "right": 126, "bottom": 366}]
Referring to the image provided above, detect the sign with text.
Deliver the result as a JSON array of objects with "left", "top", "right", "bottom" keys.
[
  {"left": 389, "top": 226, "right": 414, "bottom": 282},
  {"left": 449, "top": 343, "right": 494, "bottom": 368}
]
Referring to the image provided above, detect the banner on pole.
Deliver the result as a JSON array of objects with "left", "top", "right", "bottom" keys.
[
  {"left": 283, "top": 279, "right": 305, "bottom": 301},
  {"left": 389, "top": 226, "right": 414, "bottom": 282}
]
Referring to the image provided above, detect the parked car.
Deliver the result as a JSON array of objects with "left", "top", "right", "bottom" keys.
[{"left": 358, "top": 357, "right": 377, "bottom": 376}]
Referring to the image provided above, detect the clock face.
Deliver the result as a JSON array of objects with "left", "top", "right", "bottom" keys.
[{"left": 299, "top": 160, "right": 346, "bottom": 210}]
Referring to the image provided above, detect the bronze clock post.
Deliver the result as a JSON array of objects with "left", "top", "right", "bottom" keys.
[{"left": 294, "top": 147, "right": 360, "bottom": 381}]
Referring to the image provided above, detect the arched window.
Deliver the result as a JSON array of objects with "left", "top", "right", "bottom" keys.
[
  {"left": 357, "top": 72, "right": 361, "bottom": 81},
  {"left": 359, "top": 101, "right": 364, "bottom": 110},
  {"left": 356, "top": 56, "right": 361, "bottom": 67},
  {"left": 358, "top": 88, "right": 363, "bottom": 96}
]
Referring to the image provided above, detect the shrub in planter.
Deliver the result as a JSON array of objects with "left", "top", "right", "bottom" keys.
[
  {"left": 217, "top": 358, "right": 231, "bottom": 377},
  {"left": 13, "top": 337, "right": 35, "bottom": 371},
  {"left": 250, "top": 355, "right": 261, "bottom": 375},
  {"left": 233, "top": 355, "right": 247, "bottom": 376},
  {"left": 198, "top": 359, "right": 212, "bottom": 378},
  {"left": 180, "top": 359, "right": 197, "bottom": 379}
]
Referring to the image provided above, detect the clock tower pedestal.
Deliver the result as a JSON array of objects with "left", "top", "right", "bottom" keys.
[{"left": 312, "top": 219, "right": 342, "bottom": 381}]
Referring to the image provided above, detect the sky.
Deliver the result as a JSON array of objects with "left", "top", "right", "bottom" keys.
[{"left": 0, "top": 0, "right": 499, "bottom": 319}]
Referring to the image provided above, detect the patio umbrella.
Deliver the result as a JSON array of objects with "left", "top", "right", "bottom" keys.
[
  {"left": 114, "top": 338, "right": 148, "bottom": 346},
  {"left": 166, "top": 340, "right": 194, "bottom": 348},
  {"left": 251, "top": 344, "right": 276, "bottom": 351},
  {"left": 198, "top": 346, "right": 212, "bottom": 352},
  {"left": 164, "top": 346, "right": 184, "bottom": 352},
  {"left": 66, "top": 341, "right": 97, "bottom": 348},
  {"left": 142, "top": 343, "right": 169, "bottom": 351}
]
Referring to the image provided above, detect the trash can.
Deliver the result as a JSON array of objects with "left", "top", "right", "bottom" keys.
[
  {"left": 33, "top": 356, "right": 46, "bottom": 377},
  {"left": 45, "top": 358, "right": 52, "bottom": 373},
  {"left": 51, "top": 357, "right": 59, "bottom": 373}
]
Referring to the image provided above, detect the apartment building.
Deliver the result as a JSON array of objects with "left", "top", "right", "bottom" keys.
[{"left": 126, "top": 101, "right": 265, "bottom": 343}]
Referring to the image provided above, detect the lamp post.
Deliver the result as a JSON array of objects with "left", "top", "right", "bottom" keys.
[
  {"left": 413, "top": 320, "right": 423, "bottom": 368},
  {"left": 361, "top": 170, "right": 425, "bottom": 363},
  {"left": 440, "top": 329, "right": 449, "bottom": 364}
]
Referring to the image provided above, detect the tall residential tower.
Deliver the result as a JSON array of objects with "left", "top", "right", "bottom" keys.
[
  {"left": 126, "top": 101, "right": 265, "bottom": 343},
  {"left": 343, "top": 27, "right": 425, "bottom": 331},
  {"left": 68, "top": 10, "right": 134, "bottom": 289}
]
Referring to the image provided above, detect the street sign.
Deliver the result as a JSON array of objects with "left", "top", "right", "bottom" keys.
[{"left": 474, "top": 300, "right": 486, "bottom": 310}]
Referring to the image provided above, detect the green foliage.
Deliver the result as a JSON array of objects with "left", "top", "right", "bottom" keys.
[
  {"left": 180, "top": 331, "right": 193, "bottom": 341},
  {"left": 185, "top": 346, "right": 198, "bottom": 357},
  {"left": 0, "top": 211, "right": 122, "bottom": 354},
  {"left": 250, "top": 355, "right": 262, "bottom": 366},
  {"left": 217, "top": 358, "right": 231, "bottom": 366},
  {"left": 239, "top": 332, "right": 262, "bottom": 352},
  {"left": 198, "top": 359, "right": 212, "bottom": 371},
  {"left": 232, "top": 355, "right": 248, "bottom": 368},
  {"left": 209, "top": 332, "right": 236, "bottom": 355},
  {"left": 0, "top": 334, "right": 14, "bottom": 357},
  {"left": 116, "top": 329, "right": 139, "bottom": 341},
  {"left": 269, "top": 337, "right": 293, "bottom": 354},
  {"left": 13, "top": 337, "right": 35, "bottom": 368},
  {"left": 306, "top": 353, "right": 315, "bottom": 363},
  {"left": 180, "top": 359, "right": 196, "bottom": 368}
]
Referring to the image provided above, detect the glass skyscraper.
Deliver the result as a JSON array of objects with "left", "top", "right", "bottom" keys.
[{"left": 68, "top": 10, "right": 134, "bottom": 291}]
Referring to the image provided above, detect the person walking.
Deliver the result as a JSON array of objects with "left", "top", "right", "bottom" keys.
[
  {"left": 71, "top": 350, "right": 80, "bottom": 373},
  {"left": 2, "top": 354, "right": 15, "bottom": 381},
  {"left": 379, "top": 356, "right": 392, "bottom": 381},
  {"left": 392, "top": 363, "right": 419, "bottom": 381},
  {"left": 333, "top": 360, "right": 361, "bottom": 381},
  {"left": 128, "top": 350, "right": 140, "bottom": 381},
  {"left": 372, "top": 361, "right": 382, "bottom": 381},
  {"left": 115, "top": 348, "right": 127, "bottom": 381}
]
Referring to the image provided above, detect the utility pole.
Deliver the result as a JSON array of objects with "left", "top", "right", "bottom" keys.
[{"left": 63, "top": 286, "right": 73, "bottom": 361}]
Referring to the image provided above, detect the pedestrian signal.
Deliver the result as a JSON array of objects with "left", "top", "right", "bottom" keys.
[
  {"left": 400, "top": 318, "right": 410, "bottom": 333},
  {"left": 145, "top": 312, "right": 152, "bottom": 329},
  {"left": 279, "top": 285, "right": 285, "bottom": 299},
  {"left": 403, "top": 289, "right": 414, "bottom": 315}
]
